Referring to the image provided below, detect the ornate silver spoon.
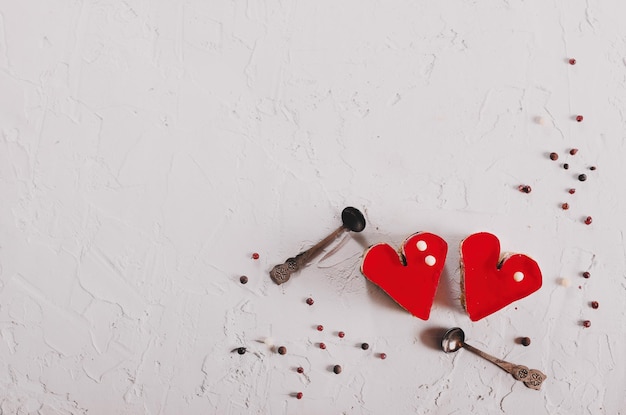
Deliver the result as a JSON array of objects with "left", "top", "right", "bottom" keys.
[
  {"left": 269, "top": 207, "right": 366, "bottom": 285},
  {"left": 441, "top": 327, "right": 546, "bottom": 390}
]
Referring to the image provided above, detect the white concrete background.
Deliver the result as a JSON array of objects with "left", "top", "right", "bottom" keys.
[{"left": 1, "top": 0, "right": 625, "bottom": 414}]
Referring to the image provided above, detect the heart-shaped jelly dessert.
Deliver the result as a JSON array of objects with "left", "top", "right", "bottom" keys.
[
  {"left": 361, "top": 232, "right": 448, "bottom": 320},
  {"left": 460, "top": 232, "right": 542, "bottom": 321}
]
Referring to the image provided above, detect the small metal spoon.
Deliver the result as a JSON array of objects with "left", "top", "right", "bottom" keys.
[
  {"left": 441, "top": 327, "right": 546, "bottom": 390},
  {"left": 269, "top": 207, "right": 366, "bottom": 285}
]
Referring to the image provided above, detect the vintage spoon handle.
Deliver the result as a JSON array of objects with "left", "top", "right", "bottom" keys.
[
  {"left": 463, "top": 342, "right": 546, "bottom": 390},
  {"left": 294, "top": 225, "right": 346, "bottom": 266},
  {"left": 269, "top": 225, "right": 345, "bottom": 285}
]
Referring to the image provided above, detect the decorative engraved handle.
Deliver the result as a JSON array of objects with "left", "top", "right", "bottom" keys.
[
  {"left": 269, "top": 225, "right": 346, "bottom": 285},
  {"left": 269, "top": 258, "right": 298, "bottom": 285},
  {"left": 463, "top": 342, "right": 546, "bottom": 390},
  {"left": 511, "top": 366, "right": 546, "bottom": 390}
]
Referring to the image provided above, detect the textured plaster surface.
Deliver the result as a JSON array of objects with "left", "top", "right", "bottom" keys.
[{"left": 1, "top": 0, "right": 625, "bottom": 414}]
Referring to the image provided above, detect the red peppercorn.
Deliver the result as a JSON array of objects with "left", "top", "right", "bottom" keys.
[
  {"left": 252, "top": 252, "right": 260, "bottom": 260},
  {"left": 569, "top": 188, "right": 576, "bottom": 194},
  {"left": 584, "top": 216, "right": 593, "bottom": 225},
  {"left": 379, "top": 353, "right": 387, "bottom": 360},
  {"left": 306, "top": 297, "right": 314, "bottom": 306},
  {"left": 576, "top": 115, "right": 584, "bottom": 122},
  {"left": 319, "top": 342, "right": 326, "bottom": 349},
  {"left": 569, "top": 58, "right": 576, "bottom": 65},
  {"left": 549, "top": 152, "right": 559, "bottom": 161},
  {"left": 297, "top": 367, "right": 304, "bottom": 373},
  {"left": 583, "top": 320, "right": 591, "bottom": 328},
  {"left": 583, "top": 271, "right": 591, "bottom": 279},
  {"left": 518, "top": 185, "right": 532, "bottom": 193},
  {"left": 338, "top": 331, "right": 345, "bottom": 338},
  {"left": 570, "top": 148, "right": 579, "bottom": 155},
  {"left": 296, "top": 392, "right": 303, "bottom": 399},
  {"left": 591, "top": 301, "right": 599, "bottom": 309},
  {"left": 562, "top": 203, "right": 569, "bottom": 210},
  {"left": 317, "top": 325, "right": 324, "bottom": 331}
]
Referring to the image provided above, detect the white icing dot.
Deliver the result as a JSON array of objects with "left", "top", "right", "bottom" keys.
[
  {"left": 425, "top": 255, "right": 436, "bottom": 266},
  {"left": 416, "top": 240, "right": 427, "bottom": 251},
  {"left": 513, "top": 272, "right": 525, "bottom": 282}
]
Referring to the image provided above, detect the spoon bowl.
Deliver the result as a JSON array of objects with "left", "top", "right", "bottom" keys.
[
  {"left": 441, "top": 327, "right": 465, "bottom": 353},
  {"left": 341, "top": 207, "right": 366, "bottom": 232}
]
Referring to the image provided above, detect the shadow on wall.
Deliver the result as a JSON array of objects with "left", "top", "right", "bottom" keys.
[{"left": 419, "top": 326, "right": 450, "bottom": 351}]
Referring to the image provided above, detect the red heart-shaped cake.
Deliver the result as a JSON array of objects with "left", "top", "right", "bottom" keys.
[
  {"left": 361, "top": 232, "right": 448, "bottom": 320},
  {"left": 461, "top": 232, "right": 542, "bottom": 321}
]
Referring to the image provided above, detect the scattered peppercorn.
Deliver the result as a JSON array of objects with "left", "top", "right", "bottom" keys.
[
  {"left": 521, "top": 337, "right": 531, "bottom": 346},
  {"left": 277, "top": 346, "right": 287, "bottom": 355},
  {"left": 578, "top": 174, "right": 587, "bottom": 181},
  {"left": 297, "top": 367, "right": 304, "bottom": 373},
  {"left": 333, "top": 365, "right": 342, "bottom": 374},
  {"left": 584, "top": 216, "right": 593, "bottom": 225},
  {"left": 518, "top": 185, "right": 532, "bottom": 193},
  {"left": 296, "top": 392, "right": 303, "bottom": 399},
  {"left": 237, "top": 347, "right": 247, "bottom": 355},
  {"left": 589, "top": 166, "right": 597, "bottom": 171},
  {"left": 591, "top": 301, "right": 599, "bottom": 309},
  {"left": 570, "top": 148, "right": 579, "bottom": 155},
  {"left": 319, "top": 343, "right": 326, "bottom": 350},
  {"left": 563, "top": 163, "right": 569, "bottom": 170},
  {"left": 576, "top": 115, "right": 584, "bottom": 122},
  {"left": 583, "top": 271, "right": 591, "bottom": 279},
  {"left": 569, "top": 58, "right": 577, "bottom": 65},
  {"left": 306, "top": 297, "right": 314, "bottom": 306},
  {"left": 361, "top": 343, "right": 370, "bottom": 350},
  {"left": 317, "top": 325, "right": 324, "bottom": 331},
  {"left": 569, "top": 188, "right": 576, "bottom": 194},
  {"left": 562, "top": 203, "right": 569, "bottom": 210},
  {"left": 252, "top": 252, "right": 260, "bottom": 260},
  {"left": 379, "top": 353, "right": 387, "bottom": 360},
  {"left": 338, "top": 331, "right": 345, "bottom": 338},
  {"left": 549, "top": 152, "right": 559, "bottom": 160},
  {"left": 239, "top": 275, "right": 248, "bottom": 284},
  {"left": 583, "top": 320, "right": 591, "bottom": 328}
]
